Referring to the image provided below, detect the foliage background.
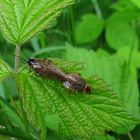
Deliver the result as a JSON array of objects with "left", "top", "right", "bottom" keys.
[{"left": 0, "top": 0, "right": 140, "bottom": 140}]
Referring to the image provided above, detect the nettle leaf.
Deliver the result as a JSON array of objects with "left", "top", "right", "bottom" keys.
[
  {"left": 16, "top": 59, "right": 139, "bottom": 139},
  {"left": 75, "top": 14, "right": 104, "bottom": 44},
  {"left": 51, "top": 57, "right": 85, "bottom": 73},
  {"left": 0, "top": 0, "right": 75, "bottom": 45},
  {"left": 0, "top": 59, "right": 12, "bottom": 83},
  {"left": 64, "top": 46, "right": 139, "bottom": 133},
  {"left": 44, "top": 112, "right": 59, "bottom": 131}
]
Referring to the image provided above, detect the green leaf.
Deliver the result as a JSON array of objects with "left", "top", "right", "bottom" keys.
[
  {"left": 64, "top": 45, "right": 139, "bottom": 133},
  {"left": 51, "top": 57, "right": 85, "bottom": 73},
  {"left": 93, "top": 135, "right": 116, "bottom": 140},
  {"left": 0, "top": 59, "right": 12, "bottom": 83},
  {"left": 0, "top": 98, "right": 23, "bottom": 128},
  {"left": 75, "top": 14, "right": 104, "bottom": 44},
  {"left": 111, "top": 0, "right": 138, "bottom": 11},
  {"left": 106, "top": 12, "right": 139, "bottom": 50},
  {"left": 16, "top": 58, "right": 139, "bottom": 139},
  {"left": 117, "top": 47, "right": 140, "bottom": 68},
  {"left": 131, "top": 0, "right": 140, "bottom": 8},
  {"left": 44, "top": 113, "right": 60, "bottom": 131},
  {"left": 106, "top": 11, "right": 139, "bottom": 23},
  {"left": 0, "top": 135, "right": 14, "bottom": 140},
  {"left": 0, "top": 0, "right": 75, "bottom": 45}
]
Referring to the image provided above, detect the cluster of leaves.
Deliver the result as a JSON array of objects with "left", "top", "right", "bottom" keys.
[
  {"left": 75, "top": 0, "right": 140, "bottom": 50},
  {"left": 0, "top": 0, "right": 74, "bottom": 45},
  {"left": 0, "top": 0, "right": 140, "bottom": 140},
  {"left": 0, "top": 57, "right": 139, "bottom": 140}
]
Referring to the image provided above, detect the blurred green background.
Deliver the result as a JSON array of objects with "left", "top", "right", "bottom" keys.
[{"left": 0, "top": 0, "right": 140, "bottom": 140}]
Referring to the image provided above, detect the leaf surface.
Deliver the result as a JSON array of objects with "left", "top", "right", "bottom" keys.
[
  {"left": 117, "top": 47, "right": 140, "bottom": 68},
  {"left": 75, "top": 14, "right": 104, "bottom": 44},
  {"left": 131, "top": 0, "right": 140, "bottom": 8},
  {"left": 111, "top": 0, "right": 138, "bottom": 11},
  {"left": 16, "top": 59, "right": 139, "bottom": 139},
  {"left": 0, "top": 0, "right": 75, "bottom": 45},
  {"left": 64, "top": 46, "right": 139, "bottom": 133},
  {"left": 106, "top": 12, "right": 139, "bottom": 50},
  {"left": 0, "top": 59, "right": 12, "bottom": 83}
]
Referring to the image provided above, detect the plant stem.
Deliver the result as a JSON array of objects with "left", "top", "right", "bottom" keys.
[
  {"left": 14, "top": 45, "right": 21, "bottom": 73},
  {"left": 128, "top": 36, "right": 135, "bottom": 66},
  {"left": 128, "top": 132, "right": 134, "bottom": 140},
  {"left": 14, "top": 45, "right": 31, "bottom": 137},
  {"left": 92, "top": 0, "right": 103, "bottom": 18}
]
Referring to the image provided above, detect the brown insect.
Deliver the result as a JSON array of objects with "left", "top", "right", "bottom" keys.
[
  {"left": 28, "top": 58, "right": 66, "bottom": 81},
  {"left": 63, "top": 74, "right": 91, "bottom": 93},
  {"left": 28, "top": 58, "right": 91, "bottom": 94}
]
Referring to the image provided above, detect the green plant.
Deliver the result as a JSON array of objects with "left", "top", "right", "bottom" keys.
[{"left": 0, "top": 0, "right": 140, "bottom": 140}]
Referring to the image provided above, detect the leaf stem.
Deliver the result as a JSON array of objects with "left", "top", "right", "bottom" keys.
[
  {"left": 14, "top": 45, "right": 32, "bottom": 137},
  {"left": 128, "top": 132, "right": 134, "bottom": 140},
  {"left": 14, "top": 45, "right": 21, "bottom": 73},
  {"left": 92, "top": 0, "right": 103, "bottom": 18},
  {"left": 127, "top": 36, "right": 135, "bottom": 66}
]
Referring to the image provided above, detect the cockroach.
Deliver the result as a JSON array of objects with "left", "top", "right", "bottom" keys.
[{"left": 27, "top": 58, "right": 91, "bottom": 94}]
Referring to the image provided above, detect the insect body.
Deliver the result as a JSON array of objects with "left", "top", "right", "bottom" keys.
[
  {"left": 28, "top": 58, "right": 67, "bottom": 81},
  {"left": 63, "top": 74, "right": 91, "bottom": 93},
  {"left": 28, "top": 58, "right": 91, "bottom": 94}
]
